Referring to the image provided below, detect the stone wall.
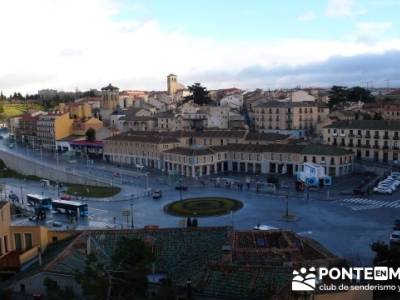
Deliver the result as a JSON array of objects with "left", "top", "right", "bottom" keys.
[{"left": 0, "top": 150, "right": 109, "bottom": 186}]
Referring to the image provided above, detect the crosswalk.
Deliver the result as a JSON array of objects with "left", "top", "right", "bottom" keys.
[{"left": 336, "top": 198, "right": 400, "bottom": 211}]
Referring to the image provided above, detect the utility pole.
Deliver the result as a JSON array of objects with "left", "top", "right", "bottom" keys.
[
  {"left": 385, "top": 79, "right": 390, "bottom": 90},
  {"left": 285, "top": 194, "right": 289, "bottom": 218},
  {"left": 130, "top": 197, "right": 134, "bottom": 229}
]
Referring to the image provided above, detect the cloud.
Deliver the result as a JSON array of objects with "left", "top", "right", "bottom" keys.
[
  {"left": 192, "top": 51, "right": 400, "bottom": 89},
  {"left": 297, "top": 11, "right": 316, "bottom": 21},
  {"left": 356, "top": 21, "right": 392, "bottom": 34},
  {"left": 0, "top": 0, "right": 399, "bottom": 94},
  {"left": 325, "top": 0, "right": 354, "bottom": 17},
  {"left": 353, "top": 21, "right": 393, "bottom": 45}
]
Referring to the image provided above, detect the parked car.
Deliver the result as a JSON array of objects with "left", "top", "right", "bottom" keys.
[
  {"left": 52, "top": 221, "right": 63, "bottom": 228},
  {"left": 390, "top": 230, "right": 400, "bottom": 244},
  {"left": 253, "top": 225, "right": 278, "bottom": 231},
  {"left": 8, "top": 193, "right": 19, "bottom": 202},
  {"left": 373, "top": 187, "right": 393, "bottom": 194},
  {"left": 152, "top": 190, "right": 162, "bottom": 199}
]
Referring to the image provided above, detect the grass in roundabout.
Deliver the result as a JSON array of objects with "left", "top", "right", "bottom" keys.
[
  {"left": 66, "top": 184, "right": 121, "bottom": 198},
  {"left": 164, "top": 197, "right": 243, "bottom": 217}
]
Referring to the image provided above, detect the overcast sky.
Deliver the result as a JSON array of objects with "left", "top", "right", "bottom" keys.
[{"left": 1, "top": 0, "right": 400, "bottom": 95}]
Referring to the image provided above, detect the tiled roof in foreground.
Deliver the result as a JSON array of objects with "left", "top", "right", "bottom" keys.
[{"left": 32, "top": 227, "right": 342, "bottom": 299}]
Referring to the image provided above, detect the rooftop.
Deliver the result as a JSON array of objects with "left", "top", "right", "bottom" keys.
[
  {"left": 14, "top": 226, "right": 339, "bottom": 299},
  {"left": 325, "top": 120, "right": 400, "bottom": 130},
  {"left": 101, "top": 83, "right": 119, "bottom": 91}
]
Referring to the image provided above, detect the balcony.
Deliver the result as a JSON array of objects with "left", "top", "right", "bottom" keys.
[
  {"left": 348, "top": 143, "right": 354, "bottom": 147},
  {"left": 383, "top": 135, "right": 390, "bottom": 140},
  {"left": 348, "top": 134, "right": 354, "bottom": 138},
  {"left": 373, "top": 135, "right": 380, "bottom": 139},
  {"left": 365, "top": 134, "right": 371, "bottom": 138},
  {"left": 383, "top": 145, "right": 389, "bottom": 150},
  {"left": 373, "top": 144, "right": 380, "bottom": 149},
  {"left": 394, "top": 136, "right": 399, "bottom": 140}
]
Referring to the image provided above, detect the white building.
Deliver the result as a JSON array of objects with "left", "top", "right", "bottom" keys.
[{"left": 220, "top": 93, "right": 243, "bottom": 109}]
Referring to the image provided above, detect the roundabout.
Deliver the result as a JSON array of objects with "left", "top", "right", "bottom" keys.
[{"left": 164, "top": 197, "right": 243, "bottom": 217}]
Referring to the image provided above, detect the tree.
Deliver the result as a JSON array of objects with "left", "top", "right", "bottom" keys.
[
  {"left": 183, "top": 83, "right": 211, "bottom": 106},
  {"left": 75, "top": 237, "right": 155, "bottom": 300},
  {"left": 347, "top": 86, "right": 374, "bottom": 103},
  {"left": 328, "top": 85, "right": 348, "bottom": 108},
  {"left": 43, "top": 277, "right": 76, "bottom": 300},
  {"left": 85, "top": 128, "right": 96, "bottom": 141},
  {"left": 328, "top": 85, "right": 374, "bottom": 109}
]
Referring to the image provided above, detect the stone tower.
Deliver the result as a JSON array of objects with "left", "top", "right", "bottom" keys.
[
  {"left": 167, "top": 74, "right": 177, "bottom": 96},
  {"left": 101, "top": 83, "right": 119, "bottom": 110}
]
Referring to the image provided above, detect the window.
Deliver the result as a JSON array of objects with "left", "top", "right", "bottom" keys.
[
  {"left": 303, "top": 156, "right": 307, "bottom": 162},
  {"left": 15, "top": 233, "right": 22, "bottom": 251},
  {"left": 312, "top": 156, "right": 316, "bottom": 163},
  {"left": 24, "top": 233, "right": 33, "bottom": 250}
]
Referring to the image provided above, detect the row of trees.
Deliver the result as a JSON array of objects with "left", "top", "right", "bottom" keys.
[{"left": 328, "top": 85, "right": 374, "bottom": 108}]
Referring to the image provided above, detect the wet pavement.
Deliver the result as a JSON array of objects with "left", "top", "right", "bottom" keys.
[{"left": 2, "top": 174, "right": 399, "bottom": 265}]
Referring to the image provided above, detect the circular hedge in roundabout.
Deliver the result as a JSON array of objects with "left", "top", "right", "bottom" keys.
[{"left": 164, "top": 197, "right": 243, "bottom": 217}]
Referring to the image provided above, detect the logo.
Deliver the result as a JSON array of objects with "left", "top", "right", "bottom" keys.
[{"left": 292, "top": 267, "right": 316, "bottom": 291}]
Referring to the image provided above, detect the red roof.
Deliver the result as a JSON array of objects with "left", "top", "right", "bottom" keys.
[{"left": 70, "top": 140, "right": 103, "bottom": 146}]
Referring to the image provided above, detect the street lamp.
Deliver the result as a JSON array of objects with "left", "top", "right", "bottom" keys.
[
  {"left": 285, "top": 194, "right": 289, "bottom": 218},
  {"left": 130, "top": 200, "right": 134, "bottom": 229}
]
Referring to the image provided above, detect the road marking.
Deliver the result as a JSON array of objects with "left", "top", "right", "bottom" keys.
[{"left": 337, "top": 198, "right": 400, "bottom": 211}]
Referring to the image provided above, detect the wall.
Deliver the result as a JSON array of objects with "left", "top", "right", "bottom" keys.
[{"left": 0, "top": 149, "right": 109, "bottom": 186}]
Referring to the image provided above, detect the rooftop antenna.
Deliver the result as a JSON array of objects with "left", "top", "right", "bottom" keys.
[{"left": 385, "top": 79, "right": 390, "bottom": 90}]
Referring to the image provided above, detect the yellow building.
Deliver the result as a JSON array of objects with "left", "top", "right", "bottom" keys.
[
  {"left": 0, "top": 201, "right": 76, "bottom": 275},
  {"left": 37, "top": 112, "right": 74, "bottom": 151},
  {"left": 72, "top": 117, "right": 103, "bottom": 136}
]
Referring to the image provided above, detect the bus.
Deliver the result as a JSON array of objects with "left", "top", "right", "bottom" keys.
[
  {"left": 52, "top": 199, "right": 88, "bottom": 217},
  {"left": 26, "top": 194, "right": 52, "bottom": 210}
]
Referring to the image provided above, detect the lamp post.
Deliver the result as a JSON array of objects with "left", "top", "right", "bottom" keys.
[
  {"left": 285, "top": 194, "right": 289, "bottom": 218},
  {"left": 130, "top": 196, "right": 134, "bottom": 229}
]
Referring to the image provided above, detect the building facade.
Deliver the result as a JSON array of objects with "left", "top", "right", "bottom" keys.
[
  {"left": 37, "top": 113, "right": 73, "bottom": 151},
  {"left": 253, "top": 101, "right": 329, "bottom": 137},
  {"left": 323, "top": 120, "right": 400, "bottom": 163},
  {"left": 104, "top": 130, "right": 352, "bottom": 177}
]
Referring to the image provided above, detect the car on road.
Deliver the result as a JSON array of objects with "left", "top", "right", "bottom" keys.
[
  {"left": 152, "top": 190, "right": 162, "bottom": 199},
  {"left": 373, "top": 187, "right": 393, "bottom": 194},
  {"left": 175, "top": 183, "right": 188, "bottom": 191},
  {"left": 390, "top": 230, "right": 400, "bottom": 244}
]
